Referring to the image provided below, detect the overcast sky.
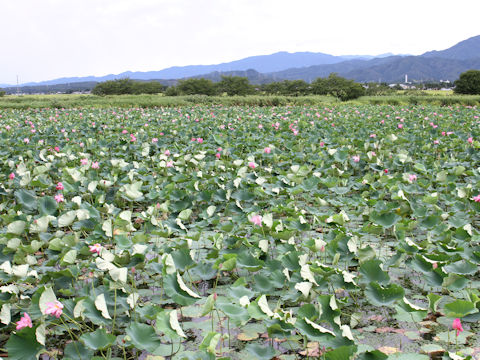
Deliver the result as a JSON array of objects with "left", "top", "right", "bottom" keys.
[{"left": 1, "top": 0, "right": 479, "bottom": 84}]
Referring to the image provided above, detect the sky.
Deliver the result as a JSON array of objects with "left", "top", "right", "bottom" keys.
[{"left": 1, "top": 0, "right": 479, "bottom": 84}]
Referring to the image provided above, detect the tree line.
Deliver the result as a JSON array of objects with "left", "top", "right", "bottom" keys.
[
  {"left": 92, "top": 74, "right": 369, "bottom": 101},
  {"left": 89, "top": 69, "right": 480, "bottom": 99}
]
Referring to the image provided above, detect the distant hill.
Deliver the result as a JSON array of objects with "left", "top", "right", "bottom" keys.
[
  {"left": 267, "top": 55, "right": 480, "bottom": 83},
  {"left": 344, "top": 56, "right": 480, "bottom": 83},
  {"left": 2, "top": 52, "right": 395, "bottom": 88},
  {"left": 267, "top": 57, "right": 400, "bottom": 82},
  {"left": 2, "top": 35, "right": 480, "bottom": 91},
  {"left": 422, "top": 35, "right": 480, "bottom": 60}
]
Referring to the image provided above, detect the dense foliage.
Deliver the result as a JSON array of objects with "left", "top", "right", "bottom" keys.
[
  {"left": 92, "top": 79, "right": 166, "bottom": 96},
  {"left": 89, "top": 74, "right": 366, "bottom": 101},
  {"left": 311, "top": 73, "right": 366, "bottom": 101},
  {"left": 454, "top": 70, "right": 480, "bottom": 95},
  {"left": 0, "top": 105, "right": 479, "bottom": 359}
]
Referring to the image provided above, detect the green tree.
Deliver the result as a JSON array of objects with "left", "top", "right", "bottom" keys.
[
  {"left": 176, "top": 78, "right": 217, "bottom": 95},
  {"left": 216, "top": 76, "right": 254, "bottom": 96},
  {"left": 311, "top": 73, "right": 365, "bottom": 101},
  {"left": 262, "top": 80, "right": 310, "bottom": 96},
  {"left": 92, "top": 79, "right": 165, "bottom": 95},
  {"left": 131, "top": 81, "right": 165, "bottom": 94},
  {"left": 0, "top": 90, "right": 5, "bottom": 97},
  {"left": 92, "top": 78, "right": 135, "bottom": 95},
  {"left": 282, "top": 80, "right": 310, "bottom": 96},
  {"left": 311, "top": 77, "right": 328, "bottom": 95},
  {"left": 164, "top": 86, "right": 179, "bottom": 96},
  {"left": 454, "top": 70, "right": 480, "bottom": 94}
]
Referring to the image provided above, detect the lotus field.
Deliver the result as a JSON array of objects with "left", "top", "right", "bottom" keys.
[{"left": 1, "top": 104, "right": 480, "bottom": 360}]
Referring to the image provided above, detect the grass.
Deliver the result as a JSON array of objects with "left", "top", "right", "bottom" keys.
[{"left": 0, "top": 93, "right": 479, "bottom": 109}]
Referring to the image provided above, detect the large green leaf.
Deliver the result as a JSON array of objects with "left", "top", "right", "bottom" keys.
[
  {"left": 236, "top": 252, "right": 264, "bottom": 271},
  {"left": 325, "top": 345, "right": 357, "bottom": 360},
  {"left": 369, "top": 211, "right": 401, "bottom": 228},
  {"left": 125, "top": 322, "right": 162, "bottom": 354},
  {"left": 7, "top": 220, "right": 26, "bottom": 235},
  {"left": 359, "top": 259, "right": 390, "bottom": 284},
  {"left": 155, "top": 309, "right": 182, "bottom": 339},
  {"left": 163, "top": 273, "right": 199, "bottom": 306},
  {"left": 356, "top": 350, "right": 388, "bottom": 360},
  {"left": 63, "top": 341, "right": 94, "bottom": 360},
  {"left": 244, "top": 343, "right": 277, "bottom": 360},
  {"left": 216, "top": 301, "right": 250, "bottom": 325},
  {"left": 6, "top": 326, "right": 44, "bottom": 360},
  {"left": 14, "top": 189, "right": 37, "bottom": 212},
  {"left": 39, "top": 196, "right": 58, "bottom": 215},
  {"left": 80, "top": 328, "right": 115, "bottom": 350},
  {"left": 443, "top": 299, "right": 479, "bottom": 318},
  {"left": 443, "top": 260, "right": 478, "bottom": 275},
  {"left": 365, "top": 282, "right": 405, "bottom": 307}
]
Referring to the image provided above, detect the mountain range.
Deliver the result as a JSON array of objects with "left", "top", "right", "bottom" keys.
[{"left": 2, "top": 35, "right": 480, "bottom": 91}]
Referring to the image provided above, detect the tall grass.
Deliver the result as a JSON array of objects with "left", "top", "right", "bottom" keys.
[{"left": 0, "top": 93, "right": 479, "bottom": 109}]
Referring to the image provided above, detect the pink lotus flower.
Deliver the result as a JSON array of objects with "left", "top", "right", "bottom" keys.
[
  {"left": 250, "top": 214, "right": 262, "bottom": 226},
  {"left": 91, "top": 162, "right": 99, "bottom": 169},
  {"left": 352, "top": 155, "right": 360, "bottom": 163},
  {"left": 89, "top": 243, "right": 102, "bottom": 254},
  {"left": 264, "top": 147, "right": 271, "bottom": 154},
  {"left": 197, "top": 138, "right": 203, "bottom": 143},
  {"left": 384, "top": 169, "right": 388, "bottom": 174},
  {"left": 152, "top": 138, "right": 158, "bottom": 143},
  {"left": 215, "top": 153, "right": 221, "bottom": 159},
  {"left": 54, "top": 146, "right": 60, "bottom": 152},
  {"left": 45, "top": 300, "right": 63, "bottom": 318},
  {"left": 9, "top": 172, "right": 15, "bottom": 180},
  {"left": 217, "top": 147, "right": 222, "bottom": 152},
  {"left": 164, "top": 150, "right": 170, "bottom": 156},
  {"left": 122, "top": 129, "right": 128, "bottom": 134},
  {"left": 16, "top": 312, "right": 33, "bottom": 330},
  {"left": 369, "top": 134, "right": 376, "bottom": 138},
  {"left": 467, "top": 137, "right": 473, "bottom": 144},
  {"left": 452, "top": 318, "right": 464, "bottom": 336},
  {"left": 434, "top": 140, "right": 439, "bottom": 144},
  {"left": 409, "top": 174, "right": 417, "bottom": 182},
  {"left": 320, "top": 142, "right": 325, "bottom": 147},
  {"left": 397, "top": 124, "right": 403, "bottom": 129},
  {"left": 54, "top": 194, "right": 64, "bottom": 203},
  {"left": 130, "top": 134, "right": 136, "bottom": 142},
  {"left": 248, "top": 162, "right": 256, "bottom": 169},
  {"left": 166, "top": 161, "right": 174, "bottom": 168},
  {"left": 80, "top": 158, "right": 88, "bottom": 165},
  {"left": 56, "top": 182, "right": 64, "bottom": 190},
  {"left": 5, "top": 125, "right": 11, "bottom": 131},
  {"left": 473, "top": 194, "right": 480, "bottom": 202},
  {"left": 24, "top": 138, "right": 30, "bottom": 144}
]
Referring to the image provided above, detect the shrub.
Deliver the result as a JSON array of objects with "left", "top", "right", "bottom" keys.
[{"left": 454, "top": 70, "right": 480, "bottom": 95}]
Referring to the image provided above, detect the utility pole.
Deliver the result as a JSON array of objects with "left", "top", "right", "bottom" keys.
[{"left": 16, "top": 75, "right": 20, "bottom": 95}]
